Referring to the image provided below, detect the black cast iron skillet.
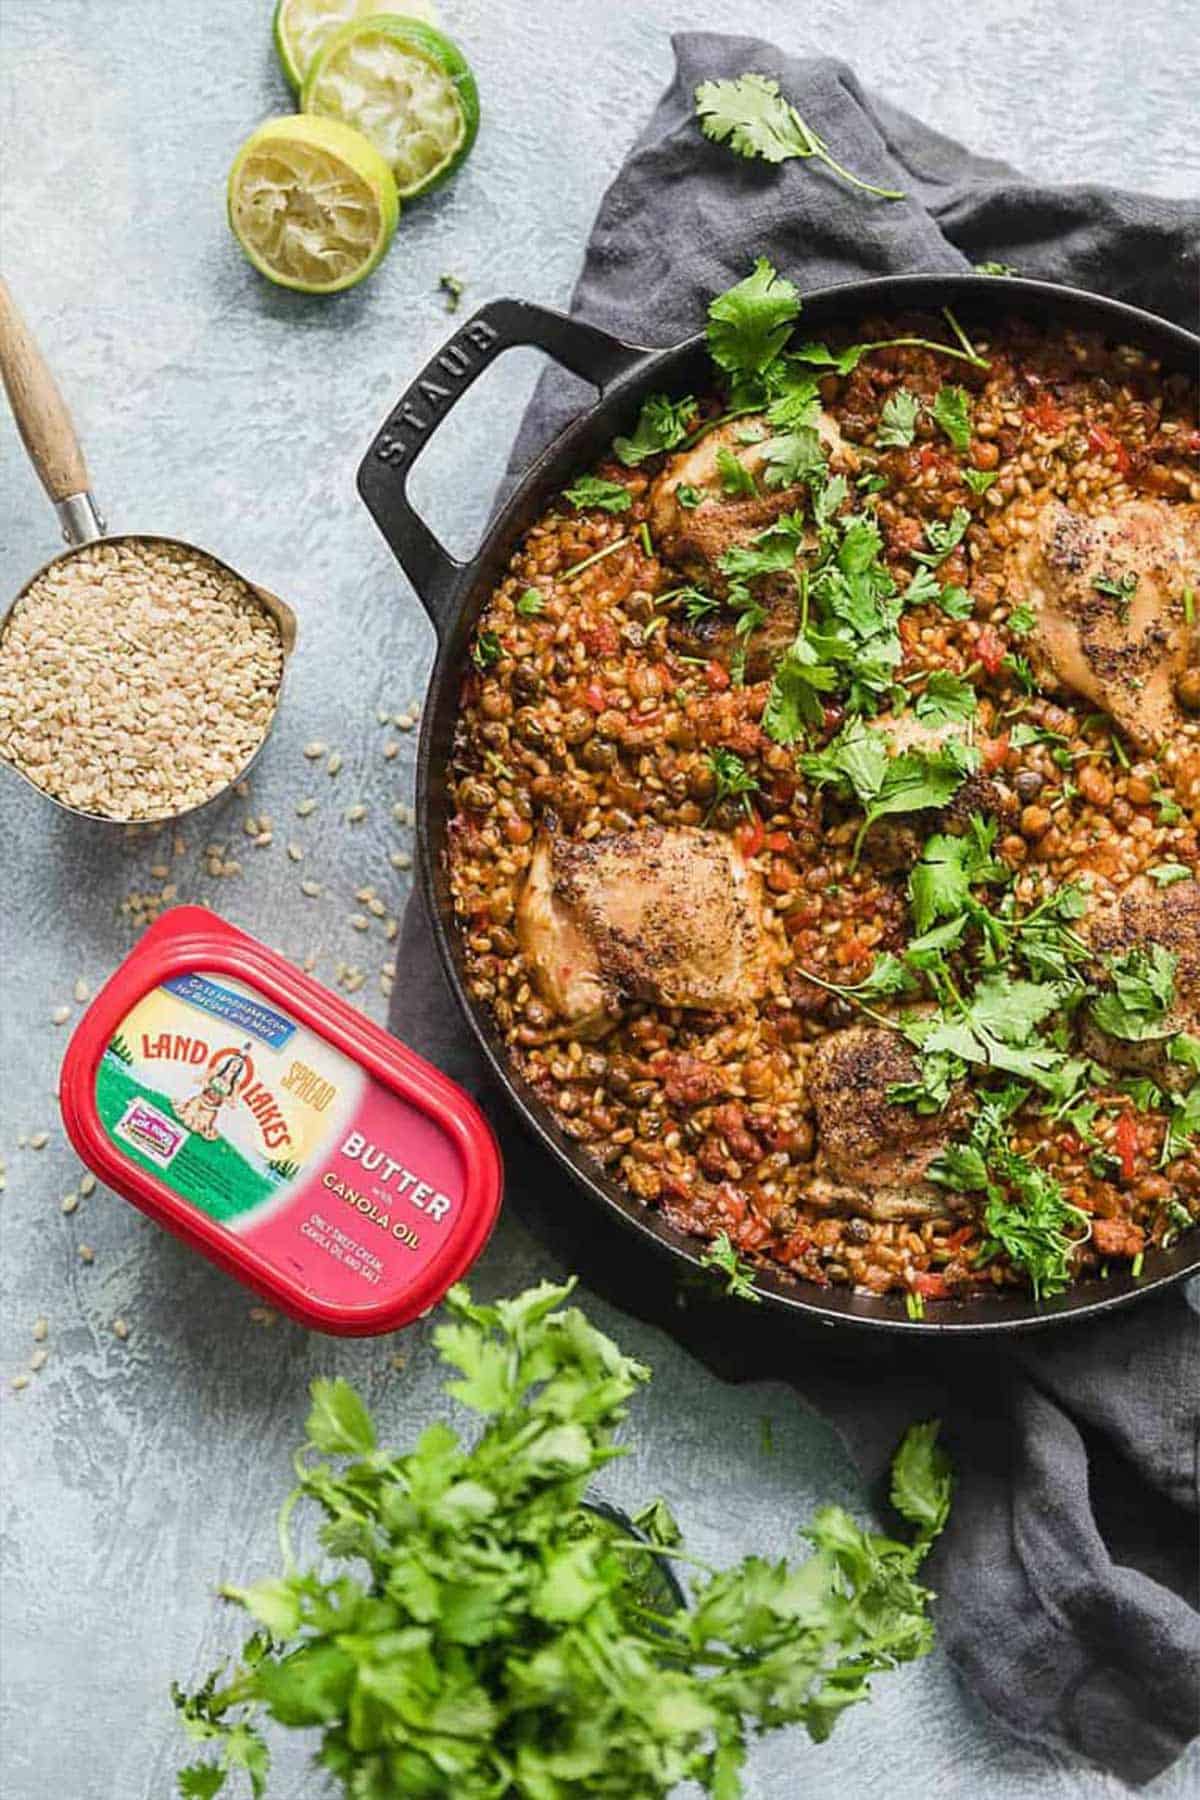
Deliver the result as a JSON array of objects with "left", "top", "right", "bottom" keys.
[{"left": 358, "top": 274, "right": 1200, "bottom": 1336}]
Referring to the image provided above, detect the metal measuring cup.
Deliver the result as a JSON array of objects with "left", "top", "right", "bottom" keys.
[{"left": 0, "top": 278, "right": 297, "bottom": 824}]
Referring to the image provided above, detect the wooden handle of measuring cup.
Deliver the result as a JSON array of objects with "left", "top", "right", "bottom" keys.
[{"left": 0, "top": 276, "right": 90, "bottom": 502}]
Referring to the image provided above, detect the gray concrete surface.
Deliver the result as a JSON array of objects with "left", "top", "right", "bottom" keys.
[{"left": 1, "top": 2, "right": 1196, "bottom": 1795}]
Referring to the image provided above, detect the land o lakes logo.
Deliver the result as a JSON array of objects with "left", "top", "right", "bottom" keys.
[{"left": 140, "top": 1031, "right": 294, "bottom": 1152}]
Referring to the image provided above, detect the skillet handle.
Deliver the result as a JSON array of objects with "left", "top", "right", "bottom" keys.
[{"left": 356, "top": 298, "right": 650, "bottom": 634}]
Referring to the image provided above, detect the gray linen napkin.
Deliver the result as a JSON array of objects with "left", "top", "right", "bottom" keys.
[{"left": 391, "top": 33, "right": 1200, "bottom": 1785}]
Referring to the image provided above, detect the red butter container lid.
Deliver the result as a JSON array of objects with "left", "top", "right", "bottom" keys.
[{"left": 59, "top": 906, "right": 503, "bottom": 1335}]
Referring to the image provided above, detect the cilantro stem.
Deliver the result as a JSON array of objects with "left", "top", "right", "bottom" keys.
[
  {"left": 808, "top": 138, "right": 905, "bottom": 202},
  {"left": 560, "top": 535, "right": 631, "bottom": 582},
  {"left": 602, "top": 1536, "right": 719, "bottom": 1576},
  {"left": 941, "top": 307, "right": 986, "bottom": 368},
  {"left": 679, "top": 404, "right": 763, "bottom": 450},
  {"left": 790, "top": 962, "right": 897, "bottom": 1031},
  {"left": 860, "top": 334, "right": 989, "bottom": 372}
]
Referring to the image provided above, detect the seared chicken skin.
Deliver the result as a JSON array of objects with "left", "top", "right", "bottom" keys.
[
  {"left": 1081, "top": 878, "right": 1200, "bottom": 1090},
  {"left": 805, "top": 1027, "right": 970, "bottom": 1222},
  {"left": 1006, "top": 499, "right": 1199, "bottom": 749},
  {"left": 516, "top": 826, "right": 781, "bottom": 1036}
]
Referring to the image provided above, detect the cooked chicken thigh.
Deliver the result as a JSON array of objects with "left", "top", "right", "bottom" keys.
[
  {"left": 1006, "top": 499, "right": 1199, "bottom": 749},
  {"left": 516, "top": 826, "right": 781, "bottom": 1034},
  {"left": 805, "top": 1026, "right": 970, "bottom": 1222},
  {"left": 648, "top": 414, "right": 843, "bottom": 587},
  {"left": 1081, "top": 878, "right": 1200, "bottom": 1090}
]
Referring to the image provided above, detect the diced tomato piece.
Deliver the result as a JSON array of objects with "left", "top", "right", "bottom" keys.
[
  {"left": 583, "top": 683, "right": 607, "bottom": 712},
  {"left": 1058, "top": 1130, "right": 1084, "bottom": 1158},
  {"left": 1115, "top": 1112, "right": 1138, "bottom": 1184},
  {"left": 705, "top": 659, "right": 731, "bottom": 691},
  {"left": 919, "top": 444, "right": 941, "bottom": 471},
  {"left": 1026, "top": 393, "right": 1065, "bottom": 432},
  {"left": 946, "top": 1226, "right": 976, "bottom": 1253},
  {"left": 912, "top": 1272, "right": 948, "bottom": 1300},
  {"left": 582, "top": 620, "right": 619, "bottom": 654},
  {"left": 976, "top": 625, "right": 1005, "bottom": 676},
  {"left": 981, "top": 730, "right": 1010, "bottom": 772},
  {"left": 766, "top": 831, "right": 791, "bottom": 852},
  {"left": 736, "top": 813, "right": 765, "bottom": 859},
  {"left": 1087, "top": 423, "right": 1132, "bottom": 473}
]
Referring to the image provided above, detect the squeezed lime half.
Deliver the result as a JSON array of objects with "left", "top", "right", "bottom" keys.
[
  {"left": 274, "top": 0, "right": 439, "bottom": 92},
  {"left": 302, "top": 16, "right": 479, "bottom": 199},
  {"left": 227, "top": 114, "right": 399, "bottom": 293}
]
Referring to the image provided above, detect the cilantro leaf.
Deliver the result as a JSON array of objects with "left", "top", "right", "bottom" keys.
[
  {"left": 613, "top": 393, "right": 697, "bottom": 466},
  {"left": 963, "top": 466, "right": 998, "bottom": 495},
  {"left": 565, "top": 475, "right": 632, "bottom": 513},
  {"left": 700, "top": 1230, "right": 762, "bottom": 1302},
  {"left": 889, "top": 1421, "right": 954, "bottom": 1540},
  {"left": 305, "top": 1378, "right": 375, "bottom": 1455},
  {"left": 912, "top": 507, "right": 970, "bottom": 567},
  {"left": 706, "top": 748, "right": 760, "bottom": 816},
  {"left": 914, "top": 670, "right": 977, "bottom": 726},
  {"left": 1091, "top": 945, "right": 1177, "bottom": 1042},
  {"left": 716, "top": 445, "right": 757, "bottom": 495},
  {"left": 930, "top": 386, "right": 972, "bottom": 454},
  {"left": 516, "top": 588, "right": 545, "bottom": 617},
  {"left": 876, "top": 388, "right": 921, "bottom": 448},
  {"left": 1007, "top": 602, "right": 1036, "bottom": 635},
  {"left": 762, "top": 632, "right": 837, "bottom": 743},
  {"left": 695, "top": 74, "right": 904, "bottom": 200},
  {"left": 178, "top": 1767, "right": 227, "bottom": 1800},
  {"left": 706, "top": 257, "right": 800, "bottom": 392},
  {"left": 937, "top": 584, "right": 974, "bottom": 620},
  {"left": 761, "top": 426, "right": 824, "bottom": 488},
  {"left": 1147, "top": 863, "right": 1192, "bottom": 888}
]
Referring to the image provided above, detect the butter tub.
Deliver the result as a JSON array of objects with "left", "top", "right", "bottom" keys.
[{"left": 59, "top": 907, "right": 502, "bottom": 1334}]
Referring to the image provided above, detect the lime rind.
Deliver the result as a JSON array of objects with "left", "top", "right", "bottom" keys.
[
  {"left": 274, "top": 0, "right": 439, "bottom": 92},
  {"left": 227, "top": 115, "right": 399, "bottom": 294},
  {"left": 302, "top": 16, "right": 479, "bottom": 200}
]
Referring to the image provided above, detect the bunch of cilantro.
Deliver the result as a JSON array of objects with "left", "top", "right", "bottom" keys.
[{"left": 174, "top": 1281, "right": 952, "bottom": 1799}]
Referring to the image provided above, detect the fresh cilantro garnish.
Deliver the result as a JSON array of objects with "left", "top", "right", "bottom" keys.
[
  {"left": 565, "top": 475, "right": 632, "bottom": 513},
  {"left": 1003, "top": 652, "right": 1036, "bottom": 694},
  {"left": 801, "top": 721, "right": 977, "bottom": 861},
  {"left": 613, "top": 393, "right": 697, "bottom": 466},
  {"left": 716, "top": 445, "right": 758, "bottom": 496},
  {"left": 1162, "top": 1081, "right": 1200, "bottom": 1166},
  {"left": 912, "top": 507, "right": 970, "bottom": 567},
  {"left": 974, "top": 260, "right": 1017, "bottom": 276},
  {"left": 929, "top": 386, "right": 972, "bottom": 454},
  {"left": 761, "top": 631, "right": 838, "bottom": 741},
  {"left": 877, "top": 389, "right": 921, "bottom": 448},
  {"left": 902, "top": 566, "right": 941, "bottom": 608},
  {"left": 706, "top": 256, "right": 801, "bottom": 395},
  {"left": 172, "top": 1282, "right": 954, "bottom": 1798},
  {"left": 962, "top": 466, "right": 998, "bottom": 495},
  {"left": 1147, "top": 862, "right": 1192, "bottom": 887},
  {"left": 1093, "top": 571, "right": 1138, "bottom": 608},
  {"left": 928, "top": 1088, "right": 1090, "bottom": 1298},
  {"left": 914, "top": 670, "right": 978, "bottom": 726},
  {"left": 516, "top": 588, "right": 545, "bottom": 616},
  {"left": 1090, "top": 945, "right": 1177, "bottom": 1042},
  {"left": 472, "top": 631, "right": 503, "bottom": 669},
  {"left": 1007, "top": 603, "right": 1036, "bottom": 636},
  {"left": 937, "top": 584, "right": 974, "bottom": 620},
  {"left": 706, "top": 747, "right": 760, "bottom": 816},
  {"left": 761, "top": 426, "right": 824, "bottom": 489},
  {"left": 695, "top": 73, "right": 905, "bottom": 200},
  {"left": 699, "top": 1230, "right": 762, "bottom": 1302},
  {"left": 438, "top": 272, "right": 465, "bottom": 312},
  {"left": 908, "top": 821, "right": 1006, "bottom": 934},
  {"left": 677, "top": 483, "right": 704, "bottom": 509}
]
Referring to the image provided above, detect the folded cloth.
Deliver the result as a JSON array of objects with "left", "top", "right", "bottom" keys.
[{"left": 392, "top": 32, "right": 1200, "bottom": 1785}]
